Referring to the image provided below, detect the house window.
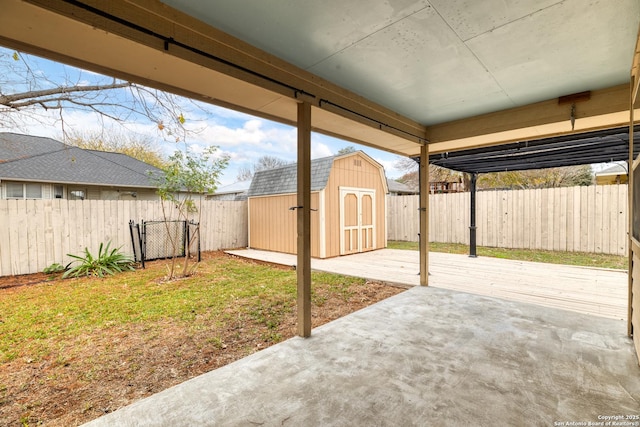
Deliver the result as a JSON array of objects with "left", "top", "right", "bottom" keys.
[
  {"left": 25, "top": 183, "right": 42, "bottom": 199},
  {"left": 69, "top": 190, "right": 85, "bottom": 200},
  {"left": 54, "top": 185, "right": 64, "bottom": 199},
  {"left": 5, "top": 182, "right": 42, "bottom": 199},
  {"left": 6, "top": 182, "right": 23, "bottom": 198}
]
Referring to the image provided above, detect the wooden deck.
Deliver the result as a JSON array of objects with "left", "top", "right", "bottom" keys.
[{"left": 226, "top": 248, "right": 628, "bottom": 321}]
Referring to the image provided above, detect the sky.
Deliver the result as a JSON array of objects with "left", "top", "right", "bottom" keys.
[{"left": 0, "top": 47, "right": 411, "bottom": 187}]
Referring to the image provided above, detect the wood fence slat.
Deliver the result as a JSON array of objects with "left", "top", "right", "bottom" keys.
[
  {"left": 0, "top": 199, "right": 11, "bottom": 276},
  {"left": 618, "top": 185, "right": 628, "bottom": 255},
  {"left": 580, "top": 186, "right": 589, "bottom": 252},
  {"left": 58, "top": 200, "right": 70, "bottom": 266},
  {"left": 595, "top": 186, "right": 604, "bottom": 253},
  {"left": 548, "top": 188, "right": 555, "bottom": 251},
  {"left": 489, "top": 190, "right": 497, "bottom": 247},
  {"left": 559, "top": 187, "right": 568, "bottom": 252},
  {"left": 602, "top": 186, "right": 611, "bottom": 254},
  {"left": 540, "top": 188, "right": 549, "bottom": 250},
  {"left": 606, "top": 186, "right": 615, "bottom": 255},
  {"left": 15, "top": 200, "right": 29, "bottom": 275},
  {"left": 571, "top": 186, "right": 581, "bottom": 252}
]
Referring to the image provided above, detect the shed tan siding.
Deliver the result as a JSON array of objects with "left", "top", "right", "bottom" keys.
[
  {"left": 323, "top": 154, "right": 387, "bottom": 257},
  {"left": 248, "top": 193, "right": 320, "bottom": 257}
]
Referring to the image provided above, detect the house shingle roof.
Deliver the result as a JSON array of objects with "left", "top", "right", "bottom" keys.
[
  {"left": 215, "top": 180, "right": 252, "bottom": 195},
  {"left": 386, "top": 179, "right": 417, "bottom": 194},
  {"left": 0, "top": 132, "right": 163, "bottom": 187},
  {"left": 0, "top": 133, "right": 66, "bottom": 160},
  {"left": 595, "top": 163, "right": 627, "bottom": 176}
]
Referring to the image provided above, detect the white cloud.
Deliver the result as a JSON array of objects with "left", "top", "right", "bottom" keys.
[
  {"left": 311, "top": 141, "right": 333, "bottom": 159},
  {"left": 372, "top": 157, "right": 401, "bottom": 178}
]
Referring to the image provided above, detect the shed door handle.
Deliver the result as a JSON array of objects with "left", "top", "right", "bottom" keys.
[{"left": 289, "top": 206, "right": 318, "bottom": 211}]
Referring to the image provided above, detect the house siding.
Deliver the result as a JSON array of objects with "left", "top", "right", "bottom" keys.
[{"left": 0, "top": 180, "right": 159, "bottom": 200}]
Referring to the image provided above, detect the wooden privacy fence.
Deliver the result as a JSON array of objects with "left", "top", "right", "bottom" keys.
[
  {"left": 0, "top": 199, "right": 247, "bottom": 277},
  {"left": 387, "top": 185, "right": 629, "bottom": 256}
]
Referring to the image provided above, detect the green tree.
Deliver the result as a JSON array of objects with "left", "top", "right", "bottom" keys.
[
  {"left": 63, "top": 128, "right": 168, "bottom": 169},
  {"left": 478, "top": 165, "right": 593, "bottom": 190},
  {"left": 155, "top": 146, "right": 229, "bottom": 279},
  {"left": 395, "top": 157, "right": 463, "bottom": 192},
  {"left": 337, "top": 145, "right": 357, "bottom": 155}
]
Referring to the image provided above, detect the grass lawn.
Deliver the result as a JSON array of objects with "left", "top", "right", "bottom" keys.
[
  {"left": 387, "top": 241, "right": 628, "bottom": 270},
  {"left": 0, "top": 252, "right": 403, "bottom": 426}
]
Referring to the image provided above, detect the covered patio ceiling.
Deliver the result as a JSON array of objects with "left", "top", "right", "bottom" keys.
[{"left": 1, "top": 1, "right": 638, "bottom": 156}]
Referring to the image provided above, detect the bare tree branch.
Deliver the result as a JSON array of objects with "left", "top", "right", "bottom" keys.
[
  {"left": 0, "top": 82, "right": 131, "bottom": 108},
  {"left": 236, "top": 155, "right": 289, "bottom": 181},
  {"left": 0, "top": 48, "right": 193, "bottom": 139}
]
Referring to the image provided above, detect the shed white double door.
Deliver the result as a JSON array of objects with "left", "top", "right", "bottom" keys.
[{"left": 339, "top": 187, "right": 376, "bottom": 255}]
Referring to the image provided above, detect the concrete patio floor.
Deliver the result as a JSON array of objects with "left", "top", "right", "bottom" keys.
[{"left": 85, "top": 285, "right": 639, "bottom": 426}]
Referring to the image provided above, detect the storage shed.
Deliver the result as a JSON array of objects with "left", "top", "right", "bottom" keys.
[{"left": 248, "top": 151, "right": 388, "bottom": 258}]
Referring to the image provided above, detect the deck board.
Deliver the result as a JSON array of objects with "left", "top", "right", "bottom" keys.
[{"left": 226, "top": 248, "right": 628, "bottom": 321}]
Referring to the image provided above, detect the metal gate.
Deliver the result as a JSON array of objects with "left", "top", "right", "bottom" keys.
[{"left": 129, "top": 220, "right": 201, "bottom": 268}]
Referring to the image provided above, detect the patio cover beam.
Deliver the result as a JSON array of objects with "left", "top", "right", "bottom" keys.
[
  {"left": 428, "top": 85, "right": 635, "bottom": 155},
  {"left": 429, "top": 127, "right": 640, "bottom": 175}
]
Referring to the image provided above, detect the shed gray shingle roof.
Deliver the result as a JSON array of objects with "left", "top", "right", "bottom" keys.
[
  {"left": 0, "top": 132, "right": 163, "bottom": 187},
  {"left": 248, "top": 156, "right": 334, "bottom": 197}
]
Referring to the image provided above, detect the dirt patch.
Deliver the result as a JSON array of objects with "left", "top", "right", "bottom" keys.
[{"left": 0, "top": 252, "right": 404, "bottom": 426}]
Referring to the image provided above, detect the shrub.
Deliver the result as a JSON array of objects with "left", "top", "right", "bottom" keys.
[
  {"left": 43, "top": 263, "right": 67, "bottom": 274},
  {"left": 63, "top": 242, "right": 135, "bottom": 278}
]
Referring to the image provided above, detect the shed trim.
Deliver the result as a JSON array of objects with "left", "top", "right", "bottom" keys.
[
  {"left": 333, "top": 152, "right": 390, "bottom": 195},
  {"left": 339, "top": 186, "right": 377, "bottom": 255},
  {"left": 319, "top": 188, "right": 326, "bottom": 259}
]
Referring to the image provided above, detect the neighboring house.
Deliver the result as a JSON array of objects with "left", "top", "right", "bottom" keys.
[
  {"left": 387, "top": 179, "right": 418, "bottom": 196},
  {"left": 247, "top": 150, "right": 388, "bottom": 258},
  {"left": 430, "top": 179, "right": 464, "bottom": 193},
  {"left": 595, "top": 163, "right": 628, "bottom": 185},
  {"left": 0, "top": 132, "right": 164, "bottom": 200},
  {"left": 208, "top": 180, "right": 251, "bottom": 201}
]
